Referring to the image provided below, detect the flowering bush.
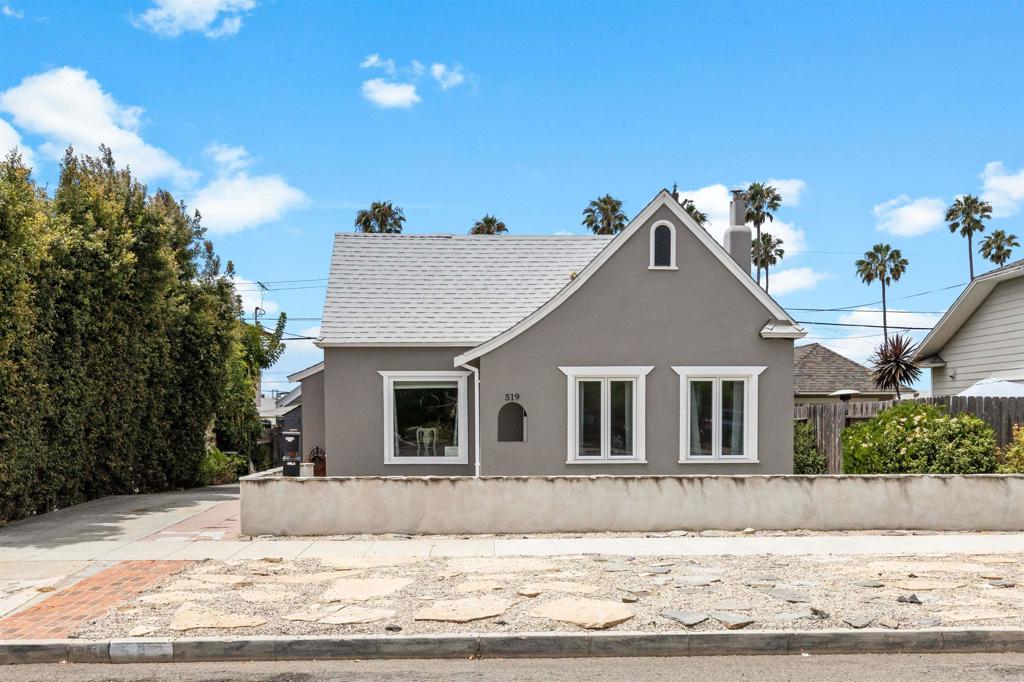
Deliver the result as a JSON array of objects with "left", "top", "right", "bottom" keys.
[
  {"left": 997, "top": 425, "right": 1024, "bottom": 474},
  {"left": 842, "top": 401, "right": 997, "bottom": 474}
]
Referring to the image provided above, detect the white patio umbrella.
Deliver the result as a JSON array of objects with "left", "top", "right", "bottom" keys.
[{"left": 957, "top": 378, "right": 1024, "bottom": 397}]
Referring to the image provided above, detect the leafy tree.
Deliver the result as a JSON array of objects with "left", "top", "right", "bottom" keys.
[
  {"left": 679, "top": 198, "right": 708, "bottom": 227},
  {"left": 979, "top": 229, "right": 1020, "bottom": 268},
  {"left": 869, "top": 333, "right": 921, "bottom": 400},
  {"left": 581, "top": 194, "right": 627, "bottom": 234},
  {"left": 354, "top": 201, "right": 405, "bottom": 233},
  {"left": 751, "top": 232, "right": 785, "bottom": 293},
  {"left": 855, "top": 243, "right": 908, "bottom": 341},
  {"left": 470, "top": 214, "right": 508, "bottom": 235},
  {"left": 0, "top": 146, "right": 273, "bottom": 524},
  {"left": 945, "top": 194, "right": 992, "bottom": 279},
  {"left": 744, "top": 182, "right": 783, "bottom": 285}
]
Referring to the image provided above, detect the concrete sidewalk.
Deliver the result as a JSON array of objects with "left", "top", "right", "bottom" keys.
[{"left": 4, "top": 532, "right": 1024, "bottom": 563}]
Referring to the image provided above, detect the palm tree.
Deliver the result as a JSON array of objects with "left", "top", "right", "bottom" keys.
[
  {"left": 855, "top": 243, "right": 908, "bottom": 341},
  {"left": 354, "top": 201, "right": 405, "bottom": 233},
  {"left": 945, "top": 194, "right": 992, "bottom": 279},
  {"left": 751, "top": 233, "right": 785, "bottom": 293},
  {"left": 979, "top": 229, "right": 1020, "bottom": 268},
  {"left": 870, "top": 334, "right": 921, "bottom": 400},
  {"left": 679, "top": 198, "right": 708, "bottom": 227},
  {"left": 469, "top": 214, "right": 508, "bottom": 235},
  {"left": 744, "top": 182, "right": 783, "bottom": 285},
  {"left": 581, "top": 194, "right": 627, "bottom": 235}
]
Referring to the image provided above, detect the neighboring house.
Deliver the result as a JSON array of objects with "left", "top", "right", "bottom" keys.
[
  {"left": 793, "top": 343, "right": 910, "bottom": 405},
  {"left": 297, "top": 190, "right": 806, "bottom": 476},
  {"left": 257, "top": 386, "right": 304, "bottom": 465},
  {"left": 915, "top": 259, "right": 1024, "bottom": 396}
]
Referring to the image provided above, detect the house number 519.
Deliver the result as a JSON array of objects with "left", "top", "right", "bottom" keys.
[{"left": 505, "top": 393, "right": 520, "bottom": 401}]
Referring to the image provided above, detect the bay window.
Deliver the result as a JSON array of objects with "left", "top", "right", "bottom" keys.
[
  {"left": 560, "top": 366, "right": 653, "bottom": 463},
  {"left": 673, "top": 366, "right": 765, "bottom": 463}
]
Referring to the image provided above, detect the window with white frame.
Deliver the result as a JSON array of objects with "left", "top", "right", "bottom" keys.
[
  {"left": 672, "top": 366, "right": 765, "bottom": 463},
  {"left": 560, "top": 366, "right": 653, "bottom": 463},
  {"left": 649, "top": 221, "right": 677, "bottom": 269},
  {"left": 379, "top": 371, "right": 469, "bottom": 464}
]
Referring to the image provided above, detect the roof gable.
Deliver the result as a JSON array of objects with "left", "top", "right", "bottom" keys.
[
  {"left": 454, "top": 191, "right": 803, "bottom": 365},
  {"left": 915, "top": 259, "right": 1024, "bottom": 360},
  {"left": 794, "top": 343, "right": 895, "bottom": 395}
]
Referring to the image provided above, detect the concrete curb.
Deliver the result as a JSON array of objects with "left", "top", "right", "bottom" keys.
[{"left": 3, "top": 628, "right": 1024, "bottom": 664}]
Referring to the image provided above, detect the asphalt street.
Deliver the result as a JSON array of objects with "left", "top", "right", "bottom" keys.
[{"left": 6, "top": 655, "right": 1024, "bottom": 681}]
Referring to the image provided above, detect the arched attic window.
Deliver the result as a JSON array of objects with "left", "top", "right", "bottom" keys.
[
  {"left": 649, "top": 222, "right": 676, "bottom": 269},
  {"left": 497, "top": 402, "right": 527, "bottom": 442}
]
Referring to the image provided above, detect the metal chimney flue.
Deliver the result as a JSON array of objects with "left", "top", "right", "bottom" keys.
[{"left": 724, "top": 189, "right": 752, "bottom": 277}]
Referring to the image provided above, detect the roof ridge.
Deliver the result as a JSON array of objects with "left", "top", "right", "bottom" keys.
[{"left": 334, "top": 233, "right": 613, "bottom": 239}]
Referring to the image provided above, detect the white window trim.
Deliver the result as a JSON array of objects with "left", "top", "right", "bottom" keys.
[
  {"left": 559, "top": 366, "right": 653, "bottom": 463},
  {"left": 379, "top": 370, "right": 470, "bottom": 465},
  {"left": 672, "top": 366, "right": 766, "bottom": 464},
  {"left": 648, "top": 220, "right": 678, "bottom": 270}
]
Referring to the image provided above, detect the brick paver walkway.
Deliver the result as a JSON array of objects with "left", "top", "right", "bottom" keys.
[{"left": 0, "top": 560, "right": 190, "bottom": 640}]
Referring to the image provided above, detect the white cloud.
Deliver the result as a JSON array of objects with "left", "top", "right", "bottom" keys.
[
  {"left": 430, "top": 63, "right": 465, "bottom": 90},
  {"left": 0, "top": 117, "right": 33, "bottom": 168},
  {"left": 766, "top": 178, "right": 807, "bottom": 206},
  {"left": 3, "top": 4, "right": 24, "bottom": 18},
  {"left": 815, "top": 307, "right": 941, "bottom": 364},
  {"left": 768, "top": 267, "right": 832, "bottom": 296},
  {"left": 410, "top": 60, "right": 425, "bottom": 76},
  {"left": 204, "top": 142, "right": 250, "bottom": 173},
  {"left": 233, "top": 276, "right": 279, "bottom": 317},
  {"left": 135, "top": 0, "right": 255, "bottom": 38},
  {"left": 0, "top": 67, "right": 197, "bottom": 185},
  {"left": 361, "top": 78, "right": 420, "bottom": 109},
  {"left": 981, "top": 161, "right": 1024, "bottom": 217},
  {"left": 676, "top": 183, "right": 808, "bottom": 253},
  {"left": 190, "top": 144, "right": 306, "bottom": 234},
  {"left": 872, "top": 194, "right": 945, "bottom": 237},
  {"left": 360, "top": 54, "right": 396, "bottom": 75}
]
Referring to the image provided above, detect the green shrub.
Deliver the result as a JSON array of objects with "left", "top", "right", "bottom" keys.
[
  {"left": 199, "top": 448, "right": 246, "bottom": 486},
  {"left": 997, "top": 425, "right": 1024, "bottom": 474},
  {"left": 793, "top": 422, "right": 827, "bottom": 474},
  {"left": 842, "top": 401, "right": 997, "bottom": 474}
]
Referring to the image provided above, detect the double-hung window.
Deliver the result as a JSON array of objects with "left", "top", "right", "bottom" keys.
[
  {"left": 379, "top": 371, "right": 469, "bottom": 464},
  {"left": 673, "top": 366, "right": 765, "bottom": 463},
  {"left": 560, "top": 366, "right": 653, "bottom": 463}
]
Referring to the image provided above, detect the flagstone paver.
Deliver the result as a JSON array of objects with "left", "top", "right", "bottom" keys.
[{"left": 0, "top": 560, "right": 190, "bottom": 640}]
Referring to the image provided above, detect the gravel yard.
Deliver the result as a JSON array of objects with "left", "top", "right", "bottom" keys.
[{"left": 74, "top": 552, "right": 1024, "bottom": 638}]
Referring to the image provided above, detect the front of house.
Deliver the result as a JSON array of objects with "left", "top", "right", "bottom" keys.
[{"left": 293, "top": 190, "right": 806, "bottom": 476}]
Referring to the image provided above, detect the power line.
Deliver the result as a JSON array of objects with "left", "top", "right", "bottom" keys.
[
  {"left": 790, "top": 307, "right": 945, "bottom": 314},
  {"left": 797, "top": 320, "right": 933, "bottom": 330}
]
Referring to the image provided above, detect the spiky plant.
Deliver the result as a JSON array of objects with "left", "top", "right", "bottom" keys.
[
  {"left": 469, "top": 214, "right": 508, "bottom": 235},
  {"left": 581, "top": 194, "right": 628, "bottom": 235},
  {"left": 870, "top": 334, "right": 921, "bottom": 400}
]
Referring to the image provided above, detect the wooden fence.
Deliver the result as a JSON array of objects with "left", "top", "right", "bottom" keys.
[{"left": 794, "top": 397, "right": 1024, "bottom": 474}]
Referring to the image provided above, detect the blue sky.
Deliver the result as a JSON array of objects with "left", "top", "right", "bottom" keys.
[{"left": 2, "top": 0, "right": 1023, "bottom": 394}]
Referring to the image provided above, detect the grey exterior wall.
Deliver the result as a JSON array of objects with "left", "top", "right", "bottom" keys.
[
  {"left": 478, "top": 204, "right": 794, "bottom": 475},
  {"left": 930, "top": 277, "right": 1024, "bottom": 396},
  {"left": 299, "top": 370, "right": 325, "bottom": 462},
  {"left": 322, "top": 346, "right": 475, "bottom": 476}
]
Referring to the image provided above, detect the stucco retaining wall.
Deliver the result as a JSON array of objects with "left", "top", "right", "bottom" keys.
[{"left": 240, "top": 474, "right": 1024, "bottom": 535}]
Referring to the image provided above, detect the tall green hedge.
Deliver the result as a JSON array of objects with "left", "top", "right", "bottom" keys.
[{"left": 0, "top": 147, "right": 280, "bottom": 524}]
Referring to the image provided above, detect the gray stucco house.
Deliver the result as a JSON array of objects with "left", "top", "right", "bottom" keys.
[
  {"left": 293, "top": 190, "right": 806, "bottom": 476},
  {"left": 915, "top": 259, "right": 1024, "bottom": 396}
]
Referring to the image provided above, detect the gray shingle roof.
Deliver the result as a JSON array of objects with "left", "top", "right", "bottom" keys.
[
  {"left": 320, "top": 234, "right": 614, "bottom": 345},
  {"left": 794, "top": 343, "right": 902, "bottom": 395}
]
